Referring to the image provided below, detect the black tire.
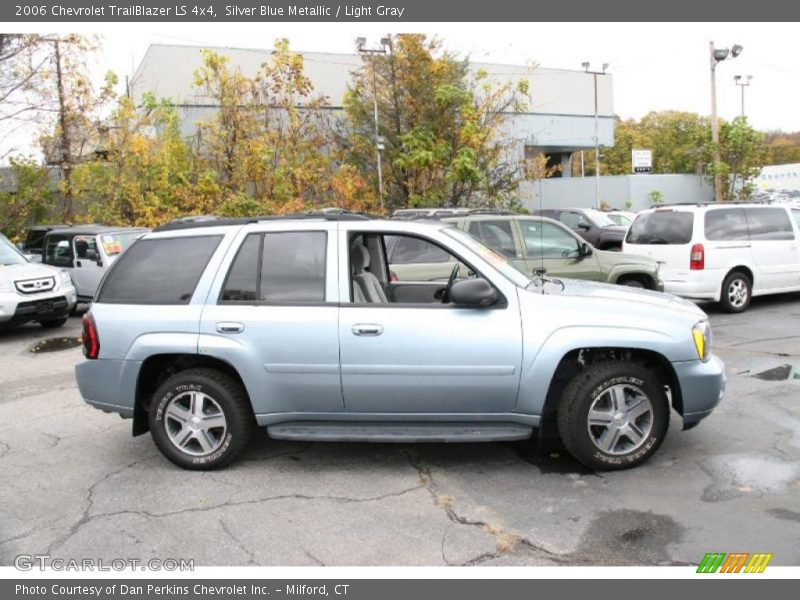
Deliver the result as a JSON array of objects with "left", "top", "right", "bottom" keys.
[
  {"left": 39, "top": 318, "right": 68, "bottom": 328},
  {"left": 618, "top": 277, "right": 645, "bottom": 289},
  {"left": 557, "top": 361, "right": 669, "bottom": 471},
  {"left": 719, "top": 271, "right": 751, "bottom": 313},
  {"left": 149, "top": 368, "right": 254, "bottom": 470}
]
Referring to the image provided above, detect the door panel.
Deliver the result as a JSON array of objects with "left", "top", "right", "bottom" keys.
[
  {"left": 745, "top": 208, "right": 800, "bottom": 290},
  {"left": 339, "top": 304, "right": 522, "bottom": 413},
  {"left": 72, "top": 235, "right": 105, "bottom": 297}
]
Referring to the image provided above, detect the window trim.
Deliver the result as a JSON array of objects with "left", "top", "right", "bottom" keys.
[
  {"left": 217, "top": 230, "right": 330, "bottom": 306},
  {"left": 96, "top": 234, "right": 223, "bottom": 305}
]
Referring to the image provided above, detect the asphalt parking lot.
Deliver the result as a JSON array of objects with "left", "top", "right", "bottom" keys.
[{"left": 1, "top": 297, "right": 799, "bottom": 567}]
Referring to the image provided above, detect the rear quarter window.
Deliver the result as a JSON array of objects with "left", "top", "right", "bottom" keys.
[
  {"left": 626, "top": 211, "right": 694, "bottom": 244},
  {"left": 97, "top": 235, "right": 222, "bottom": 304}
]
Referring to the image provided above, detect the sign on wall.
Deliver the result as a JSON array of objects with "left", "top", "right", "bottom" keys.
[{"left": 632, "top": 149, "right": 653, "bottom": 174}]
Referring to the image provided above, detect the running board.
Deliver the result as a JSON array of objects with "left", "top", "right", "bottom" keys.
[{"left": 267, "top": 421, "right": 532, "bottom": 443}]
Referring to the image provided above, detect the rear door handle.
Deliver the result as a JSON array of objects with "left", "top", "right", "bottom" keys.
[
  {"left": 352, "top": 323, "right": 383, "bottom": 336},
  {"left": 216, "top": 322, "right": 244, "bottom": 334}
]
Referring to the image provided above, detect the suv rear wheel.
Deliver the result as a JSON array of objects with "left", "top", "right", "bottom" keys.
[
  {"left": 557, "top": 361, "right": 669, "bottom": 470},
  {"left": 149, "top": 368, "right": 254, "bottom": 470}
]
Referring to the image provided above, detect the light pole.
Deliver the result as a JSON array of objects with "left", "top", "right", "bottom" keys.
[
  {"left": 356, "top": 36, "right": 390, "bottom": 210},
  {"left": 734, "top": 74, "right": 753, "bottom": 117},
  {"left": 582, "top": 61, "right": 609, "bottom": 209},
  {"left": 709, "top": 41, "right": 743, "bottom": 202}
]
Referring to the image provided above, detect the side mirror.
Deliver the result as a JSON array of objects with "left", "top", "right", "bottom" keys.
[
  {"left": 449, "top": 278, "right": 499, "bottom": 308},
  {"left": 85, "top": 249, "right": 98, "bottom": 261},
  {"left": 577, "top": 222, "right": 591, "bottom": 231},
  {"left": 16, "top": 242, "right": 24, "bottom": 251},
  {"left": 579, "top": 243, "right": 593, "bottom": 257}
]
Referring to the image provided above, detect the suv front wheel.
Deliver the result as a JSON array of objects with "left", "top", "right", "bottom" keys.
[
  {"left": 149, "top": 368, "right": 254, "bottom": 470},
  {"left": 557, "top": 361, "right": 669, "bottom": 470}
]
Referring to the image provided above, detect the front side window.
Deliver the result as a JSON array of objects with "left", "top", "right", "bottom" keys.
[
  {"left": 386, "top": 235, "right": 451, "bottom": 264},
  {"left": 98, "top": 235, "right": 222, "bottom": 304},
  {"left": 521, "top": 221, "right": 580, "bottom": 258},
  {"left": 220, "top": 231, "right": 327, "bottom": 303},
  {"left": 74, "top": 236, "right": 99, "bottom": 260}
]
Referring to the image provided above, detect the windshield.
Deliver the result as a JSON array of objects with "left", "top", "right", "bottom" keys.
[
  {"left": 442, "top": 227, "right": 530, "bottom": 288},
  {"left": 584, "top": 209, "right": 618, "bottom": 228},
  {"left": 0, "top": 235, "right": 28, "bottom": 266},
  {"left": 99, "top": 231, "right": 147, "bottom": 256}
]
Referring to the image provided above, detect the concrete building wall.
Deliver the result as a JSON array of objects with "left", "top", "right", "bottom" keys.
[{"left": 521, "top": 174, "right": 714, "bottom": 211}]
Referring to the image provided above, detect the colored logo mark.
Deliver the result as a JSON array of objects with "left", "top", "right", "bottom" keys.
[{"left": 697, "top": 552, "right": 773, "bottom": 573}]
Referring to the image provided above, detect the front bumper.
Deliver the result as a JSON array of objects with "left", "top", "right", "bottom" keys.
[
  {"left": 672, "top": 354, "right": 726, "bottom": 429},
  {"left": 0, "top": 286, "right": 77, "bottom": 325}
]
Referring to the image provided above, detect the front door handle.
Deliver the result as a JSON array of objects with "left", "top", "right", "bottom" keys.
[
  {"left": 216, "top": 322, "right": 244, "bottom": 334},
  {"left": 352, "top": 323, "right": 383, "bottom": 336}
]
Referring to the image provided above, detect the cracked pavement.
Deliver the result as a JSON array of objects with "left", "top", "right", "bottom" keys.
[{"left": 1, "top": 296, "right": 799, "bottom": 567}]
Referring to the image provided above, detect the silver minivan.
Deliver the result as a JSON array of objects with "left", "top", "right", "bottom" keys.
[{"left": 42, "top": 225, "right": 149, "bottom": 303}]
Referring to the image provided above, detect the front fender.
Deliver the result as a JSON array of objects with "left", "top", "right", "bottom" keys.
[{"left": 516, "top": 325, "right": 694, "bottom": 415}]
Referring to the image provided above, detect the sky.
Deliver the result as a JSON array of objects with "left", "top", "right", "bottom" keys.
[{"left": 3, "top": 21, "right": 800, "bottom": 159}]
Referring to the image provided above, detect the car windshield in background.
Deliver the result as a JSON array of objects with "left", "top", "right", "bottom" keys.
[
  {"left": 100, "top": 231, "right": 146, "bottom": 256},
  {"left": 626, "top": 211, "right": 694, "bottom": 244},
  {"left": 584, "top": 209, "right": 617, "bottom": 228},
  {"left": 0, "top": 236, "right": 28, "bottom": 266},
  {"left": 442, "top": 227, "right": 530, "bottom": 287}
]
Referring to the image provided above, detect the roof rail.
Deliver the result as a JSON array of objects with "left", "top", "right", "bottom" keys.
[{"left": 153, "top": 209, "right": 375, "bottom": 232}]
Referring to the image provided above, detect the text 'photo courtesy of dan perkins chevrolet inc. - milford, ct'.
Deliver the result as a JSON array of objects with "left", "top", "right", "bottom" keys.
[{"left": 45, "top": 4, "right": 407, "bottom": 18}]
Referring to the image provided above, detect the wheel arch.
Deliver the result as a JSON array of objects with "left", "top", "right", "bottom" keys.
[{"left": 132, "top": 353, "right": 251, "bottom": 436}]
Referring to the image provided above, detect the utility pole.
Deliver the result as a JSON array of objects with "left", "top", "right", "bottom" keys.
[
  {"left": 356, "top": 37, "right": 389, "bottom": 211},
  {"left": 582, "top": 62, "right": 609, "bottom": 209},
  {"left": 734, "top": 74, "right": 753, "bottom": 117},
  {"left": 709, "top": 41, "right": 743, "bottom": 202}
]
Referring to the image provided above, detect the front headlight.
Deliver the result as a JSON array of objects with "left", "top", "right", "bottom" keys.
[
  {"left": 58, "top": 270, "right": 73, "bottom": 288},
  {"left": 692, "top": 321, "right": 712, "bottom": 362}
]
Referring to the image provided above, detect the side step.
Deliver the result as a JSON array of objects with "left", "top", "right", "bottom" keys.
[{"left": 267, "top": 421, "right": 532, "bottom": 443}]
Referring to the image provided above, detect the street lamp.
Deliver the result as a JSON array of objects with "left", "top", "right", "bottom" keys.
[
  {"left": 734, "top": 75, "right": 753, "bottom": 117},
  {"left": 582, "top": 62, "right": 609, "bottom": 209},
  {"left": 709, "top": 41, "right": 743, "bottom": 202},
  {"left": 357, "top": 36, "right": 390, "bottom": 210}
]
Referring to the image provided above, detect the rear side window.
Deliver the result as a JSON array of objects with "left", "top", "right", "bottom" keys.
[
  {"left": 704, "top": 208, "right": 749, "bottom": 241},
  {"left": 24, "top": 230, "right": 47, "bottom": 253},
  {"left": 626, "top": 211, "right": 694, "bottom": 244},
  {"left": 745, "top": 208, "right": 795, "bottom": 241},
  {"left": 97, "top": 236, "right": 221, "bottom": 304},
  {"left": 468, "top": 220, "right": 517, "bottom": 258},
  {"left": 220, "top": 231, "right": 327, "bottom": 304}
]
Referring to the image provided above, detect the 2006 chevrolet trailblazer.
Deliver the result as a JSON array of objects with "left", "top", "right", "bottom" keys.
[{"left": 75, "top": 211, "right": 725, "bottom": 471}]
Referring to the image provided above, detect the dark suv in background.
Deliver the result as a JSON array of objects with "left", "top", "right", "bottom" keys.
[{"left": 532, "top": 208, "right": 627, "bottom": 250}]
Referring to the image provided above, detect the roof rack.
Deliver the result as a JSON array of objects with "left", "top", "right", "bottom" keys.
[
  {"left": 153, "top": 209, "right": 375, "bottom": 232},
  {"left": 390, "top": 207, "right": 519, "bottom": 220}
]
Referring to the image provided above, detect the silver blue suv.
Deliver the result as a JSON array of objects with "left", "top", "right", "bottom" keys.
[{"left": 75, "top": 212, "right": 726, "bottom": 471}]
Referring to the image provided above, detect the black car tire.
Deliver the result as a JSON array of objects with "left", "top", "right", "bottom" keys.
[
  {"left": 39, "top": 318, "right": 68, "bottom": 328},
  {"left": 557, "top": 361, "right": 669, "bottom": 471},
  {"left": 149, "top": 368, "right": 254, "bottom": 470},
  {"left": 719, "top": 271, "right": 751, "bottom": 313}
]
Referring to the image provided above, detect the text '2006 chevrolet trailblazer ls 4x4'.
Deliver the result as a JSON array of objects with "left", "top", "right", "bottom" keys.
[{"left": 75, "top": 212, "right": 726, "bottom": 471}]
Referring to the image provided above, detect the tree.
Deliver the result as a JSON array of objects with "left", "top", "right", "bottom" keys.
[
  {"left": 37, "top": 35, "right": 116, "bottom": 221},
  {"left": 0, "top": 34, "right": 48, "bottom": 160},
  {"left": 70, "top": 93, "right": 195, "bottom": 227},
  {"left": 710, "top": 116, "right": 767, "bottom": 200},
  {"left": 0, "top": 157, "right": 58, "bottom": 240},
  {"left": 191, "top": 40, "right": 373, "bottom": 215},
  {"left": 340, "top": 34, "right": 530, "bottom": 211}
]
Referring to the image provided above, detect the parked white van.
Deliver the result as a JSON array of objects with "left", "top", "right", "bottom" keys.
[{"left": 623, "top": 203, "right": 800, "bottom": 312}]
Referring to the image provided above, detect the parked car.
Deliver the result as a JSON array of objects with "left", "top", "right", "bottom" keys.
[
  {"left": 386, "top": 213, "right": 664, "bottom": 290},
  {"left": 606, "top": 211, "right": 637, "bottom": 227},
  {"left": 623, "top": 203, "right": 800, "bottom": 312},
  {"left": 0, "top": 233, "right": 77, "bottom": 329},
  {"left": 532, "top": 208, "right": 628, "bottom": 250},
  {"left": 18, "top": 224, "right": 72, "bottom": 262},
  {"left": 76, "top": 212, "right": 724, "bottom": 471},
  {"left": 41, "top": 225, "right": 149, "bottom": 304}
]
